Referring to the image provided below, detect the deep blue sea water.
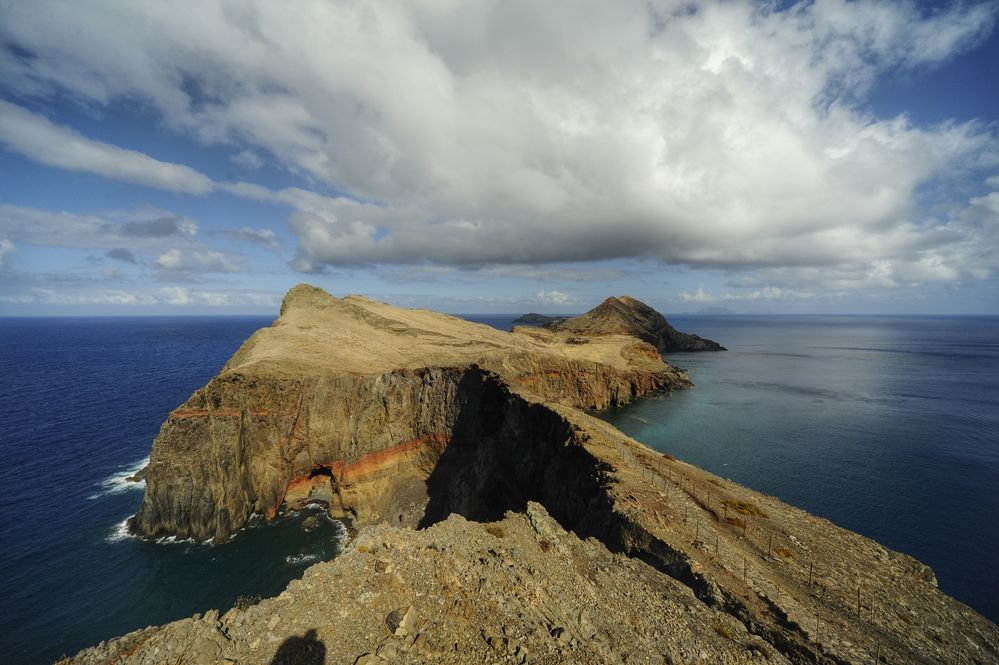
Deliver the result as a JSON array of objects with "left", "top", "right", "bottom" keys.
[
  {"left": 0, "top": 317, "right": 345, "bottom": 665},
  {"left": 603, "top": 315, "right": 999, "bottom": 625},
  {"left": 0, "top": 314, "right": 997, "bottom": 664}
]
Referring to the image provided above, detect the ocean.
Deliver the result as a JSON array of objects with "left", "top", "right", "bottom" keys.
[
  {"left": 0, "top": 314, "right": 996, "bottom": 663},
  {"left": 602, "top": 315, "right": 999, "bottom": 626}
]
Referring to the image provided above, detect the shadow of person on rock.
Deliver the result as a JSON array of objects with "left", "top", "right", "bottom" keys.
[{"left": 269, "top": 628, "right": 326, "bottom": 665}]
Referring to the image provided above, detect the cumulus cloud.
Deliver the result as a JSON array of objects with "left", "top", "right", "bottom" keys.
[
  {"left": 2, "top": 0, "right": 998, "bottom": 293},
  {"left": 0, "top": 238, "right": 14, "bottom": 267},
  {"left": 0, "top": 100, "right": 214, "bottom": 194},
  {"left": 534, "top": 289, "right": 575, "bottom": 305}
]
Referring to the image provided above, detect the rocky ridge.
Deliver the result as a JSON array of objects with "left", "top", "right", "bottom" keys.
[
  {"left": 128, "top": 284, "right": 689, "bottom": 543},
  {"left": 549, "top": 296, "right": 725, "bottom": 352},
  {"left": 66, "top": 285, "right": 999, "bottom": 665}
]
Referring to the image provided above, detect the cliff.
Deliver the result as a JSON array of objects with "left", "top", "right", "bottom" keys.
[
  {"left": 67, "top": 285, "right": 999, "bottom": 665},
  {"left": 550, "top": 296, "right": 726, "bottom": 352},
  {"left": 127, "top": 284, "right": 689, "bottom": 543}
]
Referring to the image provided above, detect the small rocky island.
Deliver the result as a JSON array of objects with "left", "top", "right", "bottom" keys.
[
  {"left": 65, "top": 285, "right": 998, "bottom": 665},
  {"left": 549, "top": 296, "right": 726, "bottom": 352},
  {"left": 512, "top": 313, "right": 566, "bottom": 327},
  {"left": 514, "top": 297, "right": 725, "bottom": 352}
]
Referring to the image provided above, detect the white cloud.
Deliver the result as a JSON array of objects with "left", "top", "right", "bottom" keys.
[
  {"left": 230, "top": 149, "right": 264, "bottom": 170},
  {"left": 0, "top": 285, "right": 277, "bottom": 308},
  {"left": 0, "top": 288, "right": 159, "bottom": 306},
  {"left": 534, "top": 289, "right": 575, "bottom": 305},
  {"left": 679, "top": 283, "right": 813, "bottom": 303},
  {"left": 0, "top": 238, "right": 14, "bottom": 267},
  {"left": 154, "top": 248, "right": 241, "bottom": 273},
  {"left": 0, "top": 100, "right": 214, "bottom": 194},
  {"left": 1, "top": 0, "right": 997, "bottom": 292},
  {"left": 158, "top": 287, "right": 277, "bottom": 307},
  {"left": 0, "top": 204, "right": 201, "bottom": 253}
]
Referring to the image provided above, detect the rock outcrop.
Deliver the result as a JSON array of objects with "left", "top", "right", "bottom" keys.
[
  {"left": 68, "top": 284, "right": 999, "bottom": 665},
  {"left": 128, "top": 284, "right": 689, "bottom": 543},
  {"left": 550, "top": 295, "right": 726, "bottom": 352},
  {"left": 512, "top": 313, "right": 566, "bottom": 327}
]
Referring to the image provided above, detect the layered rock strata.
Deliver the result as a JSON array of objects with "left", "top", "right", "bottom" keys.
[
  {"left": 128, "top": 285, "right": 688, "bottom": 542},
  {"left": 77, "top": 285, "right": 998, "bottom": 665}
]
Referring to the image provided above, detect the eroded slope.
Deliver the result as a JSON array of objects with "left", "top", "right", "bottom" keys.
[
  {"left": 129, "top": 285, "right": 689, "bottom": 542},
  {"left": 103, "top": 285, "right": 999, "bottom": 665},
  {"left": 550, "top": 295, "right": 726, "bottom": 352}
]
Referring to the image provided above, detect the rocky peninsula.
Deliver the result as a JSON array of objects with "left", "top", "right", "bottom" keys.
[
  {"left": 512, "top": 313, "right": 566, "bottom": 327},
  {"left": 64, "top": 285, "right": 998, "bottom": 665}
]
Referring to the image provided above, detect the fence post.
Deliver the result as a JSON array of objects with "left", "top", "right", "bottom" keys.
[
  {"left": 857, "top": 587, "right": 861, "bottom": 617},
  {"left": 875, "top": 642, "right": 881, "bottom": 664},
  {"left": 767, "top": 534, "right": 772, "bottom": 559}
]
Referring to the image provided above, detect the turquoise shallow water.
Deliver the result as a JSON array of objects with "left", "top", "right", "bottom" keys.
[
  {"left": 0, "top": 314, "right": 996, "bottom": 664},
  {"left": 601, "top": 315, "right": 999, "bottom": 625}
]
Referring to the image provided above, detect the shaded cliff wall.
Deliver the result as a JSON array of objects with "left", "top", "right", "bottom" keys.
[
  {"left": 130, "top": 368, "right": 463, "bottom": 542},
  {"left": 130, "top": 359, "right": 684, "bottom": 543}
]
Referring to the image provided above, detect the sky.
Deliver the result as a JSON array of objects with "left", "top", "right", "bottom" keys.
[{"left": 1, "top": 0, "right": 998, "bottom": 316}]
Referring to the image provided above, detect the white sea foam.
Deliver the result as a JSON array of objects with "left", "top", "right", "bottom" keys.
[
  {"left": 106, "top": 517, "right": 137, "bottom": 543},
  {"left": 88, "top": 456, "right": 150, "bottom": 500},
  {"left": 155, "top": 534, "right": 202, "bottom": 545},
  {"left": 105, "top": 516, "right": 209, "bottom": 546},
  {"left": 285, "top": 553, "right": 320, "bottom": 565}
]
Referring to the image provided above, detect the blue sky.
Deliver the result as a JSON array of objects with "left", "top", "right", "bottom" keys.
[{"left": 1, "top": 0, "right": 998, "bottom": 316}]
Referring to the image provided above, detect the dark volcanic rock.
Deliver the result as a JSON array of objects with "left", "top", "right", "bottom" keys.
[
  {"left": 125, "top": 466, "right": 148, "bottom": 483},
  {"left": 550, "top": 295, "right": 725, "bottom": 352},
  {"left": 512, "top": 313, "right": 566, "bottom": 327}
]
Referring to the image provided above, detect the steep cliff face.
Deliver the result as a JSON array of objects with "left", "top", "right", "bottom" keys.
[
  {"left": 129, "top": 285, "right": 688, "bottom": 543},
  {"left": 550, "top": 295, "right": 726, "bottom": 352},
  {"left": 77, "top": 284, "right": 999, "bottom": 665}
]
